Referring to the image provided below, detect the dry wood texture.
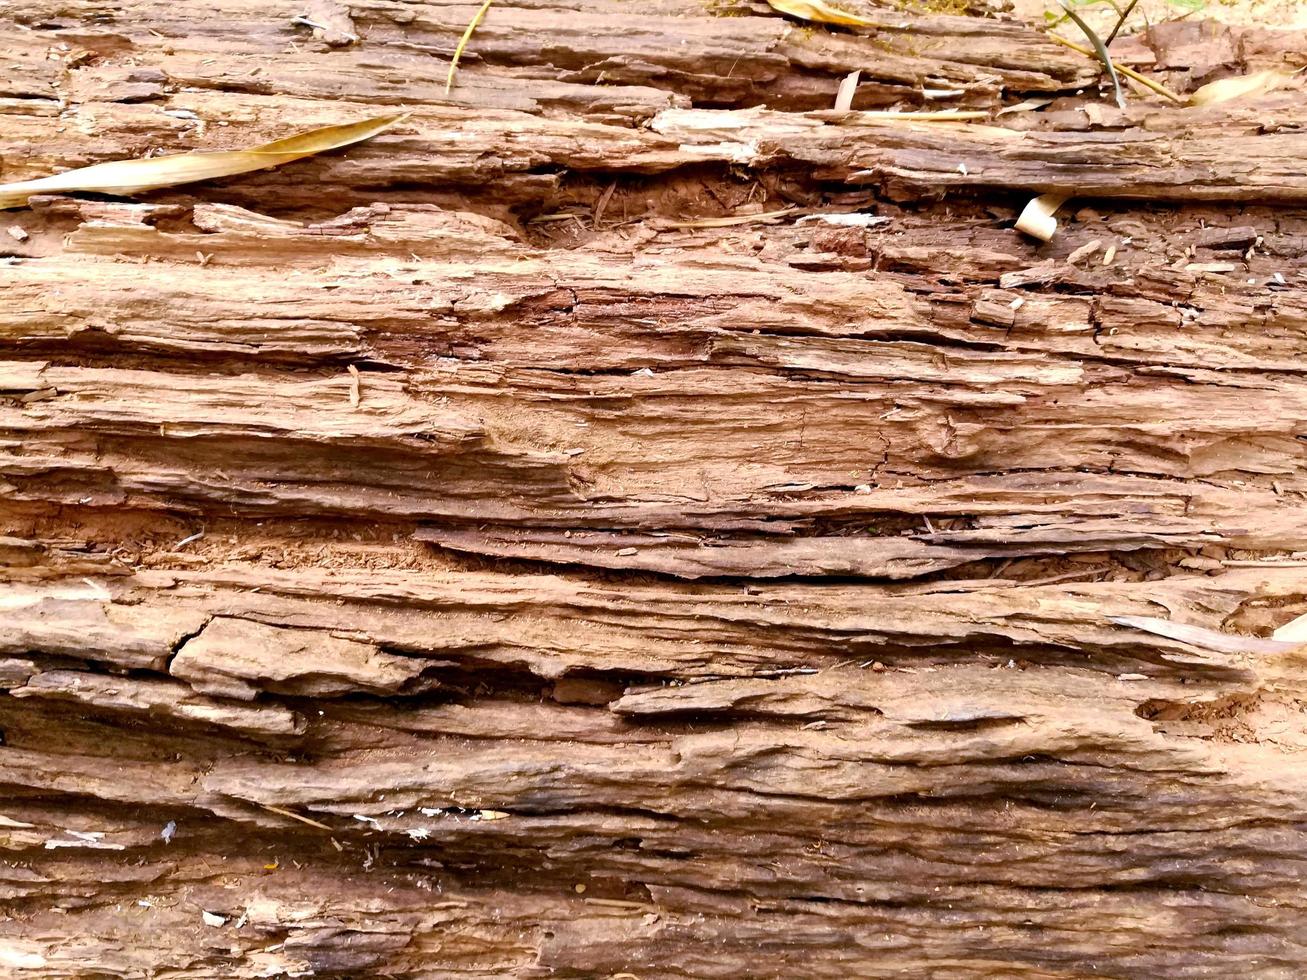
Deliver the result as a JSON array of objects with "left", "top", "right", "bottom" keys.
[{"left": 3, "top": 1, "right": 1307, "bottom": 976}]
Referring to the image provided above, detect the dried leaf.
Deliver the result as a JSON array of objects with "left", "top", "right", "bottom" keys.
[
  {"left": 1014, "top": 193, "right": 1068, "bottom": 242},
  {"left": 1189, "top": 69, "right": 1294, "bottom": 107},
  {"left": 1108, "top": 615, "right": 1299, "bottom": 655},
  {"left": 0, "top": 114, "right": 408, "bottom": 211},
  {"left": 765, "top": 0, "right": 877, "bottom": 28},
  {"left": 446, "top": 0, "right": 495, "bottom": 94}
]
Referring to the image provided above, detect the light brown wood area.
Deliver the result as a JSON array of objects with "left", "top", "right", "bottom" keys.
[{"left": 3, "top": 2, "right": 1307, "bottom": 976}]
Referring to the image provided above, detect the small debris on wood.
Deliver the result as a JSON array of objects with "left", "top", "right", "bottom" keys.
[
  {"left": 1066, "top": 239, "right": 1102, "bottom": 265},
  {"left": 200, "top": 910, "right": 226, "bottom": 927},
  {"left": 1015, "top": 194, "right": 1068, "bottom": 242},
  {"left": 347, "top": 363, "right": 361, "bottom": 408},
  {"left": 6, "top": 225, "right": 28, "bottom": 242},
  {"left": 160, "top": 821, "right": 176, "bottom": 843},
  {"left": 834, "top": 71, "right": 860, "bottom": 111},
  {"left": 797, "top": 213, "right": 889, "bottom": 228},
  {"left": 996, "top": 98, "right": 1052, "bottom": 116},
  {"left": 593, "top": 180, "right": 618, "bottom": 227},
  {"left": 1102, "top": 244, "right": 1116, "bottom": 266}
]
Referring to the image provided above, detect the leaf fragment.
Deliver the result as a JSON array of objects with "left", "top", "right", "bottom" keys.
[
  {"left": 0, "top": 114, "right": 408, "bottom": 212},
  {"left": 765, "top": 0, "right": 877, "bottom": 28},
  {"left": 1189, "top": 69, "right": 1295, "bottom": 107}
]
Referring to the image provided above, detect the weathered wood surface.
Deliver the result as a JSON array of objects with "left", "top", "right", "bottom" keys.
[{"left": 3, "top": 1, "right": 1307, "bottom": 977}]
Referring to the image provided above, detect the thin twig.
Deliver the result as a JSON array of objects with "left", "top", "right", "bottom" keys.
[
  {"left": 1058, "top": 0, "right": 1125, "bottom": 109},
  {"left": 1045, "top": 32, "right": 1185, "bottom": 104},
  {"left": 259, "top": 803, "right": 333, "bottom": 832},
  {"left": 445, "top": 0, "right": 495, "bottom": 95},
  {"left": 1105, "top": 0, "right": 1140, "bottom": 45}
]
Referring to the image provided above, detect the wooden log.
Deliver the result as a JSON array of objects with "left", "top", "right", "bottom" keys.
[{"left": 3, "top": 2, "right": 1307, "bottom": 976}]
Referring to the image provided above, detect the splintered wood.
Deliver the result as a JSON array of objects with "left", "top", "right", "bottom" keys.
[{"left": 2, "top": 1, "right": 1307, "bottom": 977}]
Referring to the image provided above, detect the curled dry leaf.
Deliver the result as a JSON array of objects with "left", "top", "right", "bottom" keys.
[
  {"left": 1014, "top": 193, "right": 1068, "bottom": 242},
  {"left": 765, "top": 0, "right": 877, "bottom": 28},
  {"left": 1189, "top": 69, "right": 1295, "bottom": 107},
  {"left": 0, "top": 114, "right": 409, "bottom": 211}
]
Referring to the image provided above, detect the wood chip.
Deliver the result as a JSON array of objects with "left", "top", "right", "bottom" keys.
[{"left": 1066, "top": 239, "right": 1102, "bottom": 266}]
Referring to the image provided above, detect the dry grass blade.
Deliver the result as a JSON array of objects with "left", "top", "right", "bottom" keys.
[
  {"left": 765, "top": 0, "right": 877, "bottom": 29},
  {"left": 258, "top": 803, "right": 334, "bottom": 832},
  {"left": 655, "top": 206, "right": 799, "bottom": 229},
  {"left": 0, "top": 114, "right": 408, "bottom": 211},
  {"left": 814, "top": 108, "right": 990, "bottom": 122},
  {"left": 1044, "top": 33, "right": 1184, "bottom": 104},
  {"left": 1108, "top": 615, "right": 1300, "bottom": 655},
  {"left": 1056, "top": 0, "right": 1124, "bottom": 110},
  {"left": 1189, "top": 69, "right": 1295, "bottom": 106},
  {"left": 446, "top": 0, "right": 495, "bottom": 94}
]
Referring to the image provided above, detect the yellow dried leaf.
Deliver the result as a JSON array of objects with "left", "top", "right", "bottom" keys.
[
  {"left": 1189, "top": 69, "right": 1294, "bottom": 106},
  {"left": 765, "top": 0, "right": 877, "bottom": 28},
  {"left": 0, "top": 114, "right": 409, "bottom": 211}
]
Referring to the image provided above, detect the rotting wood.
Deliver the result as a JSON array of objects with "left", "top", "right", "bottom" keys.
[{"left": 2, "top": 2, "right": 1307, "bottom": 977}]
